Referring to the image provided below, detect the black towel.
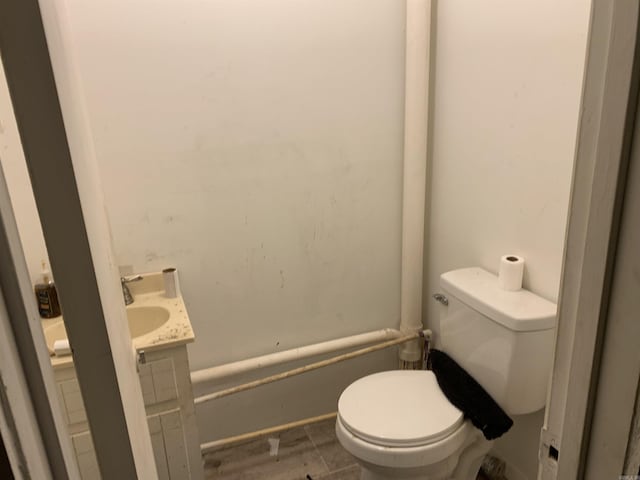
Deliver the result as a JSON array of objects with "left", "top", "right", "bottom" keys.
[{"left": 429, "top": 349, "right": 513, "bottom": 440}]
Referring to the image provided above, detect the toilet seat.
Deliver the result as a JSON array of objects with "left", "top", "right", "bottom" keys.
[
  {"left": 338, "top": 370, "right": 463, "bottom": 448},
  {"left": 336, "top": 415, "right": 476, "bottom": 470}
]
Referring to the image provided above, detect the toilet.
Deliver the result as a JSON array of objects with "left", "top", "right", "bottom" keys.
[{"left": 336, "top": 267, "right": 557, "bottom": 480}]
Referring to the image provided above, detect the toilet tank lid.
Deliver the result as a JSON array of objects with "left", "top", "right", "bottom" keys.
[{"left": 440, "top": 268, "right": 557, "bottom": 332}]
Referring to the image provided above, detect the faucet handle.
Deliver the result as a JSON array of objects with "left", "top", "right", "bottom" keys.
[
  {"left": 121, "top": 275, "right": 143, "bottom": 284},
  {"left": 120, "top": 275, "right": 142, "bottom": 306}
]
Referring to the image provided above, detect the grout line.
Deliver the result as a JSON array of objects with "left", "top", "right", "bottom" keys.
[
  {"left": 305, "top": 421, "right": 359, "bottom": 476},
  {"left": 304, "top": 426, "right": 331, "bottom": 474},
  {"left": 323, "top": 463, "right": 359, "bottom": 476},
  {"left": 304, "top": 425, "right": 319, "bottom": 449},
  {"left": 205, "top": 422, "right": 353, "bottom": 480}
]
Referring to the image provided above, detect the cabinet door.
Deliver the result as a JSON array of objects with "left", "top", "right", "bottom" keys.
[
  {"left": 71, "top": 431, "right": 100, "bottom": 480},
  {"left": 139, "top": 363, "right": 157, "bottom": 406},
  {"left": 161, "top": 409, "right": 190, "bottom": 479},
  {"left": 151, "top": 358, "right": 178, "bottom": 403},
  {"left": 148, "top": 414, "right": 170, "bottom": 480},
  {"left": 59, "top": 378, "right": 87, "bottom": 425},
  {"left": 138, "top": 358, "right": 178, "bottom": 406}
]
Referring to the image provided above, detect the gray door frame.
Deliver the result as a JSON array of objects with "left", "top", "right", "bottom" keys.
[
  {"left": 0, "top": 0, "right": 158, "bottom": 478},
  {"left": 539, "top": 0, "right": 640, "bottom": 478},
  {"left": 584, "top": 62, "right": 640, "bottom": 478},
  {"left": 0, "top": 163, "right": 76, "bottom": 480}
]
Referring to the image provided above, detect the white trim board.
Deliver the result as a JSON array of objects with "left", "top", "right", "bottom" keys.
[
  {"left": 624, "top": 382, "right": 640, "bottom": 473},
  {"left": 584, "top": 48, "right": 640, "bottom": 477},
  {"left": 0, "top": 294, "right": 49, "bottom": 480},
  {"left": 0, "top": 158, "right": 78, "bottom": 477}
]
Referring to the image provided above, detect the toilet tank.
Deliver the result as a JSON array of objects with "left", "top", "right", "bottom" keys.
[{"left": 438, "top": 267, "right": 557, "bottom": 415}]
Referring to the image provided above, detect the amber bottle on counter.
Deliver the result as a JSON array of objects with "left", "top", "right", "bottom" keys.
[{"left": 34, "top": 261, "right": 61, "bottom": 318}]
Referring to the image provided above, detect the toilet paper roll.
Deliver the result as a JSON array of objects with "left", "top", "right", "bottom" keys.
[
  {"left": 498, "top": 255, "right": 525, "bottom": 291},
  {"left": 54, "top": 339, "right": 71, "bottom": 356},
  {"left": 163, "top": 267, "right": 181, "bottom": 298}
]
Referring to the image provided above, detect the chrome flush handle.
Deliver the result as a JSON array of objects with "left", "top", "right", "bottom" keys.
[{"left": 432, "top": 293, "right": 449, "bottom": 306}]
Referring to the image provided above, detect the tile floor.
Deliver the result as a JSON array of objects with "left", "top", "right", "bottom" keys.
[
  {"left": 203, "top": 418, "right": 490, "bottom": 480},
  {"left": 203, "top": 418, "right": 358, "bottom": 480}
]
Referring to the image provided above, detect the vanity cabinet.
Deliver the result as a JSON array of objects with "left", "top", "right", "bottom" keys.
[{"left": 54, "top": 345, "right": 204, "bottom": 480}]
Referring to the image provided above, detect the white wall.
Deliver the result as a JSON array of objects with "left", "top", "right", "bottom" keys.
[
  {"left": 426, "top": 1, "right": 590, "bottom": 478},
  {"left": 0, "top": 66, "right": 49, "bottom": 283},
  {"left": 63, "top": 0, "right": 406, "bottom": 370},
  {"left": 61, "top": 0, "right": 406, "bottom": 439},
  {"left": 1, "top": 0, "right": 591, "bottom": 472}
]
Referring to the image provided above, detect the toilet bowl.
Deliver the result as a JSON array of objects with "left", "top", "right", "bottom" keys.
[
  {"left": 336, "top": 267, "right": 558, "bottom": 479},
  {"left": 336, "top": 370, "right": 492, "bottom": 480}
]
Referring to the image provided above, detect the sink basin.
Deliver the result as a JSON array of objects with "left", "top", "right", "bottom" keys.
[
  {"left": 44, "top": 306, "right": 170, "bottom": 354},
  {"left": 126, "top": 306, "right": 170, "bottom": 338}
]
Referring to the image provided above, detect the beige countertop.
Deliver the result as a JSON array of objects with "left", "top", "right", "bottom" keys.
[{"left": 42, "top": 271, "right": 195, "bottom": 370}]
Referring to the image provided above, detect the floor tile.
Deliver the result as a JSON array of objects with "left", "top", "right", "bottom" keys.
[
  {"left": 204, "top": 427, "right": 328, "bottom": 480},
  {"left": 315, "top": 465, "right": 360, "bottom": 480},
  {"left": 305, "top": 419, "right": 356, "bottom": 472},
  {"left": 203, "top": 420, "right": 487, "bottom": 480}
]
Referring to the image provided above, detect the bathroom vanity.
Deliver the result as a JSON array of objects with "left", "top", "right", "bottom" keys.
[{"left": 42, "top": 273, "right": 204, "bottom": 480}]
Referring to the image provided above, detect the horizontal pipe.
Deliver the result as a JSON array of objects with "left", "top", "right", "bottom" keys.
[
  {"left": 191, "top": 328, "right": 403, "bottom": 385},
  {"left": 200, "top": 412, "right": 338, "bottom": 452},
  {"left": 194, "top": 331, "right": 426, "bottom": 406}
]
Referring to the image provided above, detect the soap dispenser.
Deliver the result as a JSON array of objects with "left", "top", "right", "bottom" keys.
[{"left": 34, "top": 261, "right": 61, "bottom": 318}]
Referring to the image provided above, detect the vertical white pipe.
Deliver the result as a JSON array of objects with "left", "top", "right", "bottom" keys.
[{"left": 399, "top": 0, "right": 432, "bottom": 362}]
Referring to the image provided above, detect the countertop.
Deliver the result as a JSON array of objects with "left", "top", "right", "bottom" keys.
[{"left": 42, "top": 271, "right": 195, "bottom": 370}]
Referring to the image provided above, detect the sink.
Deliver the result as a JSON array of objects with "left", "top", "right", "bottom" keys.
[
  {"left": 126, "top": 306, "right": 170, "bottom": 338},
  {"left": 44, "top": 306, "right": 170, "bottom": 354}
]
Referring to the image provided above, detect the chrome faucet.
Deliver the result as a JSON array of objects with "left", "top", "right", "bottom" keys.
[{"left": 121, "top": 275, "right": 143, "bottom": 305}]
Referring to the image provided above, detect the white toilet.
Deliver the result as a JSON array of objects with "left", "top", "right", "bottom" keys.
[{"left": 336, "top": 267, "right": 557, "bottom": 480}]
